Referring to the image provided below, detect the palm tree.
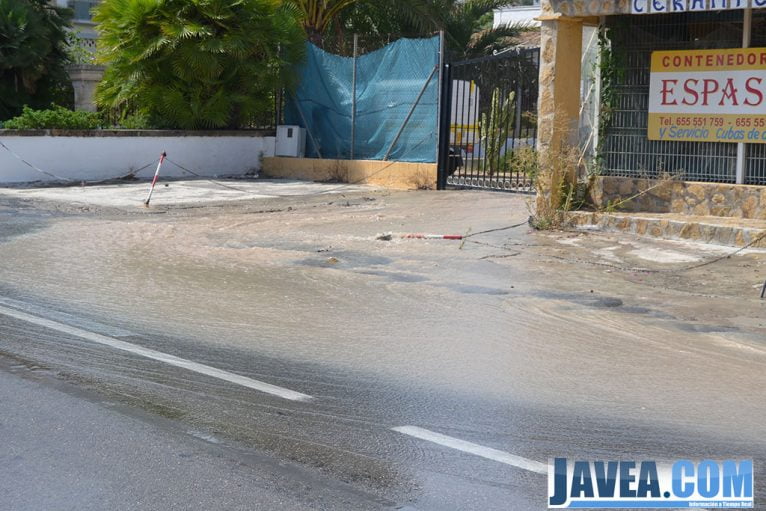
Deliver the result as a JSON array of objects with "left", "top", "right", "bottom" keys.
[
  {"left": 332, "top": 0, "right": 533, "bottom": 58},
  {"left": 436, "top": 0, "right": 534, "bottom": 58},
  {"left": 0, "top": 0, "right": 73, "bottom": 120},
  {"left": 466, "top": 20, "right": 534, "bottom": 57},
  {"left": 285, "top": 0, "right": 442, "bottom": 51},
  {"left": 285, "top": 0, "right": 360, "bottom": 47},
  {"left": 94, "top": 0, "right": 305, "bottom": 129},
  {"left": 284, "top": 0, "right": 534, "bottom": 57}
]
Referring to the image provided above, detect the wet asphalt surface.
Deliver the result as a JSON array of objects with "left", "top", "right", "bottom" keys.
[{"left": 0, "top": 185, "right": 764, "bottom": 510}]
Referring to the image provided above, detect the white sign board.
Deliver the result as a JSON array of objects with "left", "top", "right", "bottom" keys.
[
  {"left": 648, "top": 48, "right": 766, "bottom": 143},
  {"left": 632, "top": 0, "right": 766, "bottom": 14}
]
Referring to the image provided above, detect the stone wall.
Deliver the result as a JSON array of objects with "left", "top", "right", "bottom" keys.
[
  {"left": 590, "top": 176, "right": 766, "bottom": 220},
  {"left": 544, "top": 0, "right": 631, "bottom": 17},
  {"left": 536, "top": 10, "right": 584, "bottom": 211}
]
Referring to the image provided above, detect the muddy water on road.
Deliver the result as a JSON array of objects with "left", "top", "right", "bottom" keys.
[{"left": 0, "top": 193, "right": 763, "bottom": 452}]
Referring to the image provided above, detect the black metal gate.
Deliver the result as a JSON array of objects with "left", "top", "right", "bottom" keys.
[{"left": 437, "top": 48, "right": 540, "bottom": 191}]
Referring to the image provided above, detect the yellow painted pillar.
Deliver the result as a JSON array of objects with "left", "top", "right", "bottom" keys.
[{"left": 535, "top": 6, "right": 584, "bottom": 214}]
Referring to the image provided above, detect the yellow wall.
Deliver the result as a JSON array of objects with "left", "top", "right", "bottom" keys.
[{"left": 262, "top": 157, "right": 437, "bottom": 190}]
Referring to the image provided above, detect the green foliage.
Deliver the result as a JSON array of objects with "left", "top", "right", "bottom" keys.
[
  {"left": 322, "top": 1, "right": 431, "bottom": 54},
  {"left": 430, "top": 0, "right": 533, "bottom": 58},
  {"left": 465, "top": 21, "right": 534, "bottom": 58},
  {"left": 0, "top": 0, "right": 74, "bottom": 120},
  {"left": 480, "top": 88, "right": 514, "bottom": 176},
  {"left": 3, "top": 105, "right": 101, "bottom": 129},
  {"left": 66, "top": 30, "right": 96, "bottom": 65},
  {"left": 559, "top": 176, "right": 592, "bottom": 212},
  {"left": 502, "top": 146, "right": 538, "bottom": 179},
  {"left": 529, "top": 143, "right": 584, "bottom": 230},
  {"left": 286, "top": 0, "right": 359, "bottom": 47},
  {"left": 310, "top": 0, "right": 532, "bottom": 58},
  {"left": 597, "top": 26, "right": 625, "bottom": 139},
  {"left": 94, "top": 0, "right": 305, "bottom": 129},
  {"left": 116, "top": 112, "right": 154, "bottom": 129}
]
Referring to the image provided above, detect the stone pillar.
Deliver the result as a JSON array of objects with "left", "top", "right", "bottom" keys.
[
  {"left": 535, "top": 4, "right": 584, "bottom": 213},
  {"left": 68, "top": 65, "right": 105, "bottom": 112}
]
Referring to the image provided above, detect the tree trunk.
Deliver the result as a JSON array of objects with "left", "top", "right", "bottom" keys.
[{"left": 306, "top": 27, "right": 324, "bottom": 48}]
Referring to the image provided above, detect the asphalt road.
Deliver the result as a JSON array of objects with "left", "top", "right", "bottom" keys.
[
  {"left": 0, "top": 184, "right": 764, "bottom": 510},
  {"left": 0, "top": 361, "right": 391, "bottom": 510}
]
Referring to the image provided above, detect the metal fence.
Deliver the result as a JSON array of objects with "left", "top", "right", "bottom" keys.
[
  {"left": 601, "top": 11, "right": 744, "bottom": 183},
  {"left": 745, "top": 9, "right": 766, "bottom": 185},
  {"left": 437, "top": 47, "right": 539, "bottom": 191},
  {"left": 748, "top": 144, "right": 766, "bottom": 186}
]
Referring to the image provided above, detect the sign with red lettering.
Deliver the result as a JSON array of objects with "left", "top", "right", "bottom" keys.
[{"left": 648, "top": 48, "right": 766, "bottom": 143}]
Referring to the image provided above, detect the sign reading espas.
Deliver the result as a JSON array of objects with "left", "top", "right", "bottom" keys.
[
  {"left": 648, "top": 48, "right": 766, "bottom": 143},
  {"left": 633, "top": 0, "right": 766, "bottom": 14}
]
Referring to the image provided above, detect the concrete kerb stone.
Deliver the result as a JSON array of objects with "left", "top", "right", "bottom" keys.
[{"left": 565, "top": 210, "right": 766, "bottom": 249}]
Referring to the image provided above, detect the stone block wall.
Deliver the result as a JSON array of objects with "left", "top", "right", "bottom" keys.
[
  {"left": 590, "top": 176, "right": 766, "bottom": 220},
  {"left": 545, "top": 0, "right": 631, "bottom": 17}
]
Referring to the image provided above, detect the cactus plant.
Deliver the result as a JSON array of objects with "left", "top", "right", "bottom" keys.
[{"left": 480, "top": 88, "right": 515, "bottom": 177}]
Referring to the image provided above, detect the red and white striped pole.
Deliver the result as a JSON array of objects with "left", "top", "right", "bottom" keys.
[
  {"left": 144, "top": 151, "right": 167, "bottom": 207},
  {"left": 401, "top": 233, "right": 464, "bottom": 240},
  {"left": 378, "top": 233, "right": 464, "bottom": 241}
]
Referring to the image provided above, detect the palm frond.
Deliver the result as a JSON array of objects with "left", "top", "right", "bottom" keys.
[
  {"left": 466, "top": 21, "right": 535, "bottom": 56},
  {"left": 95, "top": 0, "right": 305, "bottom": 128}
]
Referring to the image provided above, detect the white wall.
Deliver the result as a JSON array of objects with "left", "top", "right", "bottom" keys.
[
  {"left": 493, "top": 5, "right": 542, "bottom": 27},
  {"left": 0, "top": 133, "right": 276, "bottom": 183}
]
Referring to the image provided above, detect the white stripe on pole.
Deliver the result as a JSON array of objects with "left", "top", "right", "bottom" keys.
[{"left": 144, "top": 151, "right": 167, "bottom": 206}]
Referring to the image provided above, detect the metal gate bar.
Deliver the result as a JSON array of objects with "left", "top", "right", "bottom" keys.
[{"left": 437, "top": 48, "right": 540, "bottom": 192}]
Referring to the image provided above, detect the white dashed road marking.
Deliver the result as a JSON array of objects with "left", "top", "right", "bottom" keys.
[
  {"left": 392, "top": 426, "right": 548, "bottom": 474},
  {"left": 0, "top": 296, "right": 136, "bottom": 338},
  {"left": 0, "top": 303, "right": 313, "bottom": 402}
]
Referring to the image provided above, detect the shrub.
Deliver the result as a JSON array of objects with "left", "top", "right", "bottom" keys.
[
  {"left": 3, "top": 105, "right": 101, "bottom": 129},
  {"left": 114, "top": 112, "right": 154, "bottom": 130},
  {"left": 94, "top": 0, "right": 305, "bottom": 129},
  {"left": 0, "top": 0, "right": 73, "bottom": 120}
]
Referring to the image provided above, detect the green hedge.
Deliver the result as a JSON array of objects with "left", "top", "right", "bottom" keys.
[{"left": 3, "top": 105, "right": 101, "bottom": 130}]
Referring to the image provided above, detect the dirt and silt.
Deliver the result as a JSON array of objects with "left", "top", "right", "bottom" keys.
[{"left": 0, "top": 181, "right": 763, "bottom": 507}]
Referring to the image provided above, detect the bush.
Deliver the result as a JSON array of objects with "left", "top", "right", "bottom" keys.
[
  {"left": 116, "top": 113, "right": 154, "bottom": 130},
  {"left": 94, "top": 0, "right": 305, "bottom": 129},
  {"left": 0, "top": 0, "right": 73, "bottom": 120},
  {"left": 3, "top": 105, "right": 101, "bottom": 130}
]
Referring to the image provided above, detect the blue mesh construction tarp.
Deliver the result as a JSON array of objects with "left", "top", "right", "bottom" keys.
[{"left": 285, "top": 37, "right": 439, "bottom": 163}]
